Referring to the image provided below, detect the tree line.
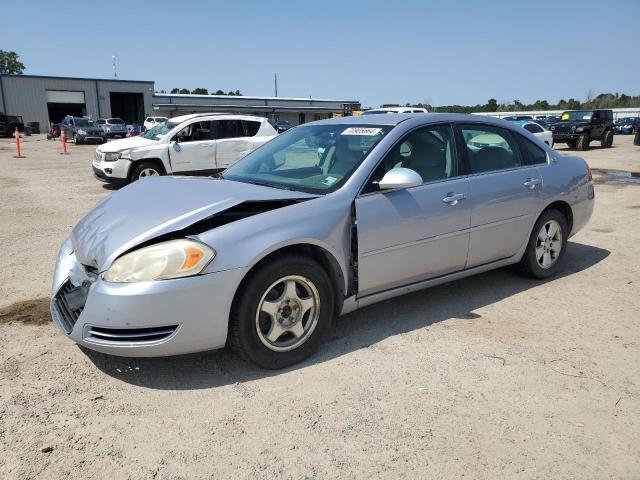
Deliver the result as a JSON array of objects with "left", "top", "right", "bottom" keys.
[
  {"left": 155, "top": 88, "right": 243, "bottom": 96},
  {"left": 404, "top": 93, "right": 640, "bottom": 113}
]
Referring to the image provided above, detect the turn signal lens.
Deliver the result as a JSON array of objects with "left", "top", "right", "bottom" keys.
[{"left": 104, "top": 239, "right": 215, "bottom": 283}]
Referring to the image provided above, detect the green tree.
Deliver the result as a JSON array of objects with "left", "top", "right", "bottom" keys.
[
  {"left": 179, "top": 88, "right": 190, "bottom": 94},
  {"left": 486, "top": 98, "right": 498, "bottom": 111},
  {"left": 0, "top": 50, "right": 25, "bottom": 74},
  {"left": 214, "top": 89, "right": 225, "bottom": 95},
  {"left": 170, "top": 88, "right": 180, "bottom": 94},
  {"left": 234, "top": 89, "right": 242, "bottom": 96},
  {"left": 191, "top": 87, "right": 209, "bottom": 95}
]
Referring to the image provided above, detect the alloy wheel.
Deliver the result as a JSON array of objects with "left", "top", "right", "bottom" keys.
[
  {"left": 536, "top": 220, "right": 562, "bottom": 269},
  {"left": 255, "top": 275, "right": 320, "bottom": 352}
]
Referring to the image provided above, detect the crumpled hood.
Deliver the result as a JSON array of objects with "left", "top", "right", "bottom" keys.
[
  {"left": 98, "top": 136, "right": 159, "bottom": 153},
  {"left": 71, "top": 177, "right": 316, "bottom": 270}
]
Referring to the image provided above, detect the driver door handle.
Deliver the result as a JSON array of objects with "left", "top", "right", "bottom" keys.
[
  {"left": 523, "top": 178, "right": 541, "bottom": 189},
  {"left": 442, "top": 193, "right": 466, "bottom": 205}
]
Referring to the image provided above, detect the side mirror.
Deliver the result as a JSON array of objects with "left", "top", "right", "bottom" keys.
[{"left": 377, "top": 167, "right": 423, "bottom": 190}]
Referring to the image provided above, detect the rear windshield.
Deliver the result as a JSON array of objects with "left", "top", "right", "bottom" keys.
[
  {"left": 108, "top": 118, "right": 125, "bottom": 124},
  {"left": 74, "top": 118, "right": 93, "bottom": 126}
]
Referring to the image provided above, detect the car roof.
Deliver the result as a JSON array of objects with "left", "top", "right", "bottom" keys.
[
  {"left": 310, "top": 113, "right": 517, "bottom": 128},
  {"left": 168, "top": 113, "right": 266, "bottom": 124}
]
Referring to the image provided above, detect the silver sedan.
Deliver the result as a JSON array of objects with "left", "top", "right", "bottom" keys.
[{"left": 51, "top": 114, "right": 594, "bottom": 368}]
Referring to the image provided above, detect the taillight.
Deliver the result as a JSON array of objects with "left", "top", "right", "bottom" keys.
[
  {"left": 105, "top": 124, "right": 112, "bottom": 127},
  {"left": 587, "top": 165, "right": 593, "bottom": 182}
]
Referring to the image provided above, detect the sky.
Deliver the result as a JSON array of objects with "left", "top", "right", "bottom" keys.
[{"left": 2, "top": 0, "right": 639, "bottom": 108}]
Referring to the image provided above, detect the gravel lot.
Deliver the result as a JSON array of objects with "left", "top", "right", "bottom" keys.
[{"left": 1, "top": 134, "right": 639, "bottom": 479}]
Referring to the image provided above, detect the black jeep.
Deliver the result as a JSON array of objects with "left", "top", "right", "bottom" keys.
[{"left": 551, "top": 109, "right": 614, "bottom": 150}]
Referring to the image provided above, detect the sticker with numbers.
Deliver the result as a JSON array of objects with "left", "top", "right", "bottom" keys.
[{"left": 341, "top": 127, "right": 382, "bottom": 136}]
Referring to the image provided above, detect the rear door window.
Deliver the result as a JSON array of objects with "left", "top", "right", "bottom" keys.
[
  {"left": 214, "top": 120, "right": 244, "bottom": 139},
  {"left": 458, "top": 124, "right": 524, "bottom": 174}
]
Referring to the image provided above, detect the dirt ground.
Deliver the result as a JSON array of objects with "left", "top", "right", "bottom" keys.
[{"left": 0, "top": 134, "right": 639, "bottom": 479}]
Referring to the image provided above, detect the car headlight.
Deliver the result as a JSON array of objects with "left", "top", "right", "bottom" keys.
[
  {"left": 78, "top": 129, "right": 87, "bottom": 135},
  {"left": 104, "top": 152, "right": 122, "bottom": 161},
  {"left": 104, "top": 239, "right": 215, "bottom": 283},
  {"left": 576, "top": 127, "right": 584, "bottom": 133},
  {"left": 550, "top": 126, "right": 555, "bottom": 131}
]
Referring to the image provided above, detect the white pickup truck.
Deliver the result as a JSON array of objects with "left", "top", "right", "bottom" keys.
[{"left": 92, "top": 113, "right": 278, "bottom": 185}]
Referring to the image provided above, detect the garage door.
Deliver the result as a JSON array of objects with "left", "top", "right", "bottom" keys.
[{"left": 46, "top": 90, "right": 85, "bottom": 104}]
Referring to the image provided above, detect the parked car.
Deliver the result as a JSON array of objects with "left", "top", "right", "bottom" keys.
[
  {"left": 52, "top": 114, "right": 594, "bottom": 368},
  {"left": 503, "top": 115, "right": 533, "bottom": 121},
  {"left": 614, "top": 117, "right": 640, "bottom": 135},
  {"left": 95, "top": 117, "right": 127, "bottom": 138},
  {"left": 92, "top": 114, "right": 277, "bottom": 184},
  {"left": 509, "top": 120, "right": 554, "bottom": 146},
  {"left": 363, "top": 107, "right": 428, "bottom": 115},
  {"left": 0, "top": 113, "right": 25, "bottom": 136},
  {"left": 143, "top": 116, "right": 168, "bottom": 132},
  {"left": 60, "top": 116, "right": 106, "bottom": 144},
  {"left": 550, "top": 109, "right": 614, "bottom": 150},
  {"left": 270, "top": 119, "right": 293, "bottom": 133}
]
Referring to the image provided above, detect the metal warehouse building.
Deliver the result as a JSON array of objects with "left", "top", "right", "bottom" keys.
[
  {"left": 0, "top": 74, "right": 358, "bottom": 131},
  {"left": 151, "top": 93, "right": 357, "bottom": 126},
  {"left": 0, "top": 74, "right": 154, "bottom": 131}
]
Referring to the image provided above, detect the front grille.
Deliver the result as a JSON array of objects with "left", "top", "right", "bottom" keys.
[
  {"left": 52, "top": 280, "right": 88, "bottom": 333},
  {"left": 85, "top": 325, "right": 178, "bottom": 345}
]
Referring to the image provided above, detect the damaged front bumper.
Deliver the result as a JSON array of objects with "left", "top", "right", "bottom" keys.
[{"left": 50, "top": 238, "right": 248, "bottom": 357}]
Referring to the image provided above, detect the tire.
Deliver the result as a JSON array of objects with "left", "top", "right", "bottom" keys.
[
  {"left": 518, "top": 209, "right": 568, "bottom": 279},
  {"left": 601, "top": 130, "right": 613, "bottom": 148},
  {"left": 576, "top": 133, "right": 589, "bottom": 151},
  {"left": 73, "top": 134, "right": 81, "bottom": 145},
  {"left": 130, "top": 161, "right": 163, "bottom": 181},
  {"left": 566, "top": 139, "right": 576, "bottom": 149},
  {"left": 228, "top": 255, "right": 335, "bottom": 369}
]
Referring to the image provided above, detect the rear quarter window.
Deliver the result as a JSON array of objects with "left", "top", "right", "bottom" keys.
[
  {"left": 243, "top": 121, "right": 261, "bottom": 136},
  {"left": 517, "top": 135, "right": 547, "bottom": 165}
]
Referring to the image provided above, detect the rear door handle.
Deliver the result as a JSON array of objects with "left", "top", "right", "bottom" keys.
[
  {"left": 523, "top": 178, "right": 542, "bottom": 189},
  {"left": 442, "top": 193, "right": 466, "bottom": 205}
]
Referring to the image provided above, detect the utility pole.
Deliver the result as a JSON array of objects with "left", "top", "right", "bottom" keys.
[
  {"left": 274, "top": 73, "right": 278, "bottom": 97},
  {"left": 112, "top": 56, "right": 119, "bottom": 80}
]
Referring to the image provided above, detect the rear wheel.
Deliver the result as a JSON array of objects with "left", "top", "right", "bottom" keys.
[
  {"left": 130, "top": 161, "right": 163, "bottom": 182},
  {"left": 566, "top": 139, "right": 576, "bottom": 149},
  {"left": 601, "top": 130, "right": 613, "bottom": 148},
  {"left": 518, "top": 209, "right": 568, "bottom": 279},
  {"left": 228, "top": 255, "right": 334, "bottom": 369},
  {"left": 73, "top": 133, "right": 81, "bottom": 145},
  {"left": 576, "top": 133, "right": 589, "bottom": 151}
]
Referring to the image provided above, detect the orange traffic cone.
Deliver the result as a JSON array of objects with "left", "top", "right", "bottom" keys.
[
  {"left": 13, "top": 127, "right": 25, "bottom": 158},
  {"left": 60, "top": 127, "right": 68, "bottom": 155}
]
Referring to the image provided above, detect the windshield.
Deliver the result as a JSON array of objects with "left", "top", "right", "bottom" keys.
[
  {"left": 223, "top": 124, "right": 392, "bottom": 194},
  {"left": 142, "top": 120, "right": 177, "bottom": 140},
  {"left": 108, "top": 118, "right": 125, "bottom": 124},
  {"left": 74, "top": 118, "right": 94, "bottom": 127},
  {"left": 8, "top": 115, "right": 23, "bottom": 123},
  {"left": 561, "top": 111, "right": 593, "bottom": 121}
]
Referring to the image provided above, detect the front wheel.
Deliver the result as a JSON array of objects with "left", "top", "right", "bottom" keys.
[
  {"left": 576, "top": 133, "right": 590, "bottom": 151},
  {"left": 228, "top": 255, "right": 335, "bottom": 369},
  {"left": 518, "top": 209, "right": 568, "bottom": 279},
  {"left": 601, "top": 130, "right": 613, "bottom": 148},
  {"left": 74, "top": 134, "right": 81, "bottom": 145},
  {"left": 130, "top": 161, "right": 163, "bottom": 182}
]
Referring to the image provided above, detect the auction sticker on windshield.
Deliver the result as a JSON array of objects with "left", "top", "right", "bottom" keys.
[{"left": 341, "top": 127, "right": 383, "bottom": 136}]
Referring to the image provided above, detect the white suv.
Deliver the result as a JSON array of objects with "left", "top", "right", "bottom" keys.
[
  {"left": 92, "top": 114, "right": 278, "bottom": 184},
  {"left": 143, "top": 116, "right": 168, "bottom": 132}
]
